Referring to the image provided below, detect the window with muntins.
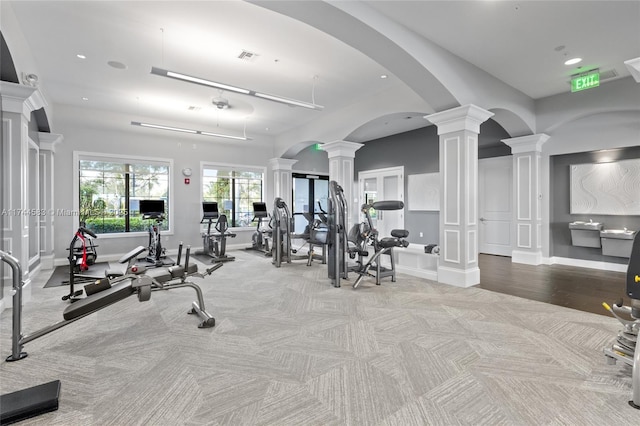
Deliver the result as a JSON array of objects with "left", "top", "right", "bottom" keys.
[
  {"left": 78, "top": 158, "right": 170, "bottom": 234},
  {"left": 202, "top": 166, "right": 263, "bottom": 227}
]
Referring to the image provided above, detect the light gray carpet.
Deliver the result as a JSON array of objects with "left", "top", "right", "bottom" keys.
[{"left": 1, "top": 250, "right": 636, "bottom": 425}]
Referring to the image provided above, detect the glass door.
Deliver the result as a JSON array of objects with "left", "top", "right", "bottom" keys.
[{"left": 292, "top": 173, "right": 329, "bottom": 235}]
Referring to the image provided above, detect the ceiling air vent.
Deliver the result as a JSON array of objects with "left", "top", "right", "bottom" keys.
[
  {"left": 187, "top": 106, "right": 201, "bottom": 112},
  {"left": 238, "top": 50, "right": 259, "bottom": 62},
  {"left": 599, "top": 68, "right": 618, "bottom": 81}
]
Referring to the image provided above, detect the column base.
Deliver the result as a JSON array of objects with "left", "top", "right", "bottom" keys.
[
  {"left": 40, "top": 254, "right": 55, "bottom": 270},
  {"left": 437, "top": 265, "right": 480, "bottom": 288},
  {"left": 512, "top": 250, "right": 542, "bottom": 265}
]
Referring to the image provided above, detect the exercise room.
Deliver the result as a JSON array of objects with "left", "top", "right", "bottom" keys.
[{"left": 1, "top": 1, "right": 640, "bottom": 424}]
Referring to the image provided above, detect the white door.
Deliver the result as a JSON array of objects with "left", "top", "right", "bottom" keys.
[
  {"left": 358, "top": 166, "right": 404, "bottom": 238},
  {"left": 479, "top": 156, "right": 512, "bottom": 256}
]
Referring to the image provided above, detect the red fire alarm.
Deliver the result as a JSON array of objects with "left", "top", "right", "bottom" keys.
[{"left": 184, "top": 178, "right": 190, "bottom": 185}]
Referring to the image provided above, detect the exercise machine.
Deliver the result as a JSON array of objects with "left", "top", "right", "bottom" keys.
[
  {"left": 3, "top": 244, "right": 220, "bottom": 363},
  {"left": 349, "top": 201, "right": 409, "bottom": 288},
  {"left": 196, "top": 201, "right": 236, "bottom": 263},
  {"left": 327, "top": 180, "right": 409, "bottom": 288},
  {"left": 603, "top": 232, "right": 640, "bottom": 409},
  {"left": 62, "top": 224, "right": 102, "bottom": 301},
  {"left": 0, "top": 252, "right": 61, "bottom": 424},
  {"left": 140, "top": 199, "right": 173, "bottom": 267},
  {"left": 246, "top": 202, "right": 271, "bottom": 256},
  {"left": 271, "top": 197, "right": 327, "bottom": 267},
  {"left": 328, "top": 181, "right": 349, "bottom": 287}
]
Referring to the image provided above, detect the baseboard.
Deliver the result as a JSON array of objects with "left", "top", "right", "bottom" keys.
[
  {"left": 395, "top": 264, "right": 438, "bottom": 281},
  {"left": 437, "top": 265, "right": 479, "bottom": 288},
  {"left": 511, "top": 250, "right": 543, "bottom": 265},
  {"left": 548, "top": 256, "right": 627, "bottom": 272}
]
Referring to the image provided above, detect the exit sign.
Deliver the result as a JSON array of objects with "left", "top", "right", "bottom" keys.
[{"left": 571, "top": 71, "right": 600, "bottom": 92}]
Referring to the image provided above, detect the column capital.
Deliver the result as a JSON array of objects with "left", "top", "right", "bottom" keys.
[
  {"left": 502, "top": 133, "right": 549, "bottom": 154},
  {"left": 0, "top": 81, "right": 47, "bottom": 117},
  {"left": 320, "top": 140, "right": 363, "bottom": 159},
  {"left": 268, "top": 158, "right": 298, "bottom": 170},
  {"left": 424, "top": 104, "right": 494, "bottom": 135},
  {"left": 38, "top": 132, "right": 64, "bottom": 152},
  {"left": 624, "top": 57, "right": 640, "bottom": 82}
]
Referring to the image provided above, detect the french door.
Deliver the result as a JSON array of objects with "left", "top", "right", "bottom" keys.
[{"left": 358, "top": 166, "right": 404, "bottom": 238}]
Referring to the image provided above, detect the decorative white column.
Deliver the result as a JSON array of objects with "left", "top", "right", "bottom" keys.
[
  {"left": 1, "top": 81, "right": 47, "bottom": 300},
  {"left": 267, "top": 158, "right": 298, "bottom": 211},
  {"left": 38, "top": 132, "right": 63, "bottom": 270},
  {"left": 320, "top": 140, "right": 363, "bottom": 228},
  {"left": 502, "top": 134, "right": 549, "bottom": 265},
  {"left": 425, "top": 105, "right": 494, "bottom": 287}
]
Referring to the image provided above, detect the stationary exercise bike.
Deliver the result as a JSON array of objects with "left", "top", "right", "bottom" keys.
[
  {"left": 196, "top": 201, "right": 236, "bottom": 263},
  {"left": 139, "top": 199, "right": 173, "bottom": 267}
]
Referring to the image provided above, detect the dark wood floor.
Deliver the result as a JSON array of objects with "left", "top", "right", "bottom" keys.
[{"left": 477, "top": 254, "right": 629, "bottom": 317}]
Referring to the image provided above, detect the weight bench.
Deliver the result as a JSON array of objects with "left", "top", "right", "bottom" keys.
[{"left": 67, "top": 244, "right": 219, "bottom": 328}]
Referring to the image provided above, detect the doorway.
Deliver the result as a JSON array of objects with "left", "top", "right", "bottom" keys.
[
  {"left": 478, "top": 156, "right": 512, "bottom": 256},
  {"left": 358, "top": 166, "right": 404, "bottom": 238},
  {"left": 292, "top": 173, "right": 329, "bottom": 235}
]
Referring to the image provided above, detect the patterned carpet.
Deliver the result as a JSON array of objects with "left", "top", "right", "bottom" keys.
[{"left": 1, "top": 250, "right": 637, "bottom": 425}]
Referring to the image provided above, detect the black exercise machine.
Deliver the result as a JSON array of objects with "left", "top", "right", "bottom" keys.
[
  {"left": 603, "top": 232, "right": 640, "bottom": 409},
  {"left": 271, "top": 197, "right": 327, "bottom": 267},
  {"left": 246, "top": 202, "right": 271, "bottom": 256},
  {"left": 3, "top": 244, "right": 220, "bottom": 364},
  {"left": 196, "top": 201, "right": 236, "bottom": 263},
  {"left": 327, "top": 180, "right": 409, "bottom": 288},
  {"left": 140, "top": 199, "right": 173, "bottom": 267}
]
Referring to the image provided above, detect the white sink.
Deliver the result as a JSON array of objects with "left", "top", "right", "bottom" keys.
[
  {"left": 569, "top": 221, "right": 603, "bottom": 231},
  {"left": 600, "top": 229, "right": 637, "bottom": 240}
]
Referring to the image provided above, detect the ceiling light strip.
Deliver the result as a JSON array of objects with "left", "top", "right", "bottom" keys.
[
  {"left": 151, "top": 66, "right": 323, "bottom": 110},
  {"left": 131, "top": 121, "right": 250, "bottom": 140}
]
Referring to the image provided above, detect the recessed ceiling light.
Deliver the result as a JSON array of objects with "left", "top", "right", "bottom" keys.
[
  {"left": 77, "top": 54, "right": 86, "bottom": 59},
  {"left": 564, "top": 57, "right": 582, "bottom": 65},
  {"left": 82, "top": 97, "right": 89, "bottom": 101},
  {"left": 108, "top": 60, "right": 127, "bottom": 70},
  {"left": 380, "top": 74, "right": 388, "bottom": 79}
]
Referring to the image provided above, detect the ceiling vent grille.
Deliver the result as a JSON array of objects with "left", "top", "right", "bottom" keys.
[
  {"left": 599, "top": 68, "right": 618, "bottom": 80},
  {"left": 188, "top": 106, "right": 201, "bottom": 111},
  {"left": 238, "top": 50, "right": 259, "bottom": 62}
]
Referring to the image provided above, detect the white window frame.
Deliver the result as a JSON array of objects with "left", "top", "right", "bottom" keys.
[
  {"left": 73, "top": 151, "right": 174, "bottom": 238},
  {"left": 200, "top": 161, "right": 266, "bottom": 230}
]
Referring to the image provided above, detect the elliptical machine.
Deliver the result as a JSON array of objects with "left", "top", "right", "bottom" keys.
[
  {"left": 603, "top": 232, "right": 640, "bottom": 409},
  {"left": 196, "top": 201, "right": 236, "bottom": 263},
  {"left": 246, "top": 202, "right": 271, "bottom": 256}
]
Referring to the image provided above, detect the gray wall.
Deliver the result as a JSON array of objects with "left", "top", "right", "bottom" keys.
[
  {"left": 51, "top": 105, "right": 275, "bottom": 261},
  {"left": 550, "top": 146, "right": 640, "bottom": 264},
  {"left": 354, "top": 119, "right": 511, "bottom": 245}
]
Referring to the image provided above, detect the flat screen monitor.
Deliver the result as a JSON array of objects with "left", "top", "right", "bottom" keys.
[
  {"left": 202, "top": 201, "right": 219, "bottom": 219},
  {"left": 140, "top": 199, "right": 165, "bottom": 216},
  {"left": 253, "top": 202, "right": 268, "bottom": 218}
]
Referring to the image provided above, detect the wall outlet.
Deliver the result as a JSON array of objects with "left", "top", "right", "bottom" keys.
[{"left": 419, "top": 232, "right": 423, "bottom": 238}]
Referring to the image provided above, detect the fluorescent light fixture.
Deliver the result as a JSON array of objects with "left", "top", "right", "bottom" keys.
[
  {"left": 254, "top": 92, "right": 322, "bottom": 110},
  {"left": 131, "top": 121, "right": 250, "bottom": 140},
  {"left": 151, "top": 66, "right": 323, "bottom": 110},
  {"left": 153, "top": 67, "right": 251, "bottom": 95},
  {"left": 564, "top": 57, "right": 582, "bottom": 65},
  {"left": 200, "top": 131, "right": 247, "bottom": 140}
]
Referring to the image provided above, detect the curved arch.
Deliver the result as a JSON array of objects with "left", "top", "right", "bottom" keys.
[
  {"left": 489, "top": 108, "right": 533, "bottom": 137},
  {"left": 252, "top": 0, "right": 536, "bottom": 157},
  {"left": 282, "top": 140, "right": 322, "bottom": 158}
]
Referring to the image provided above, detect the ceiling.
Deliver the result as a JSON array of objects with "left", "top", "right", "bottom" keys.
[{"left": 5, "top": 1, "right": 640, "bottom": 145}]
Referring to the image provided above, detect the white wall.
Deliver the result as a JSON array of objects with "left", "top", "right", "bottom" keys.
[{"left": 51, "top": 104, "right": 275, "bottom": 262}]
